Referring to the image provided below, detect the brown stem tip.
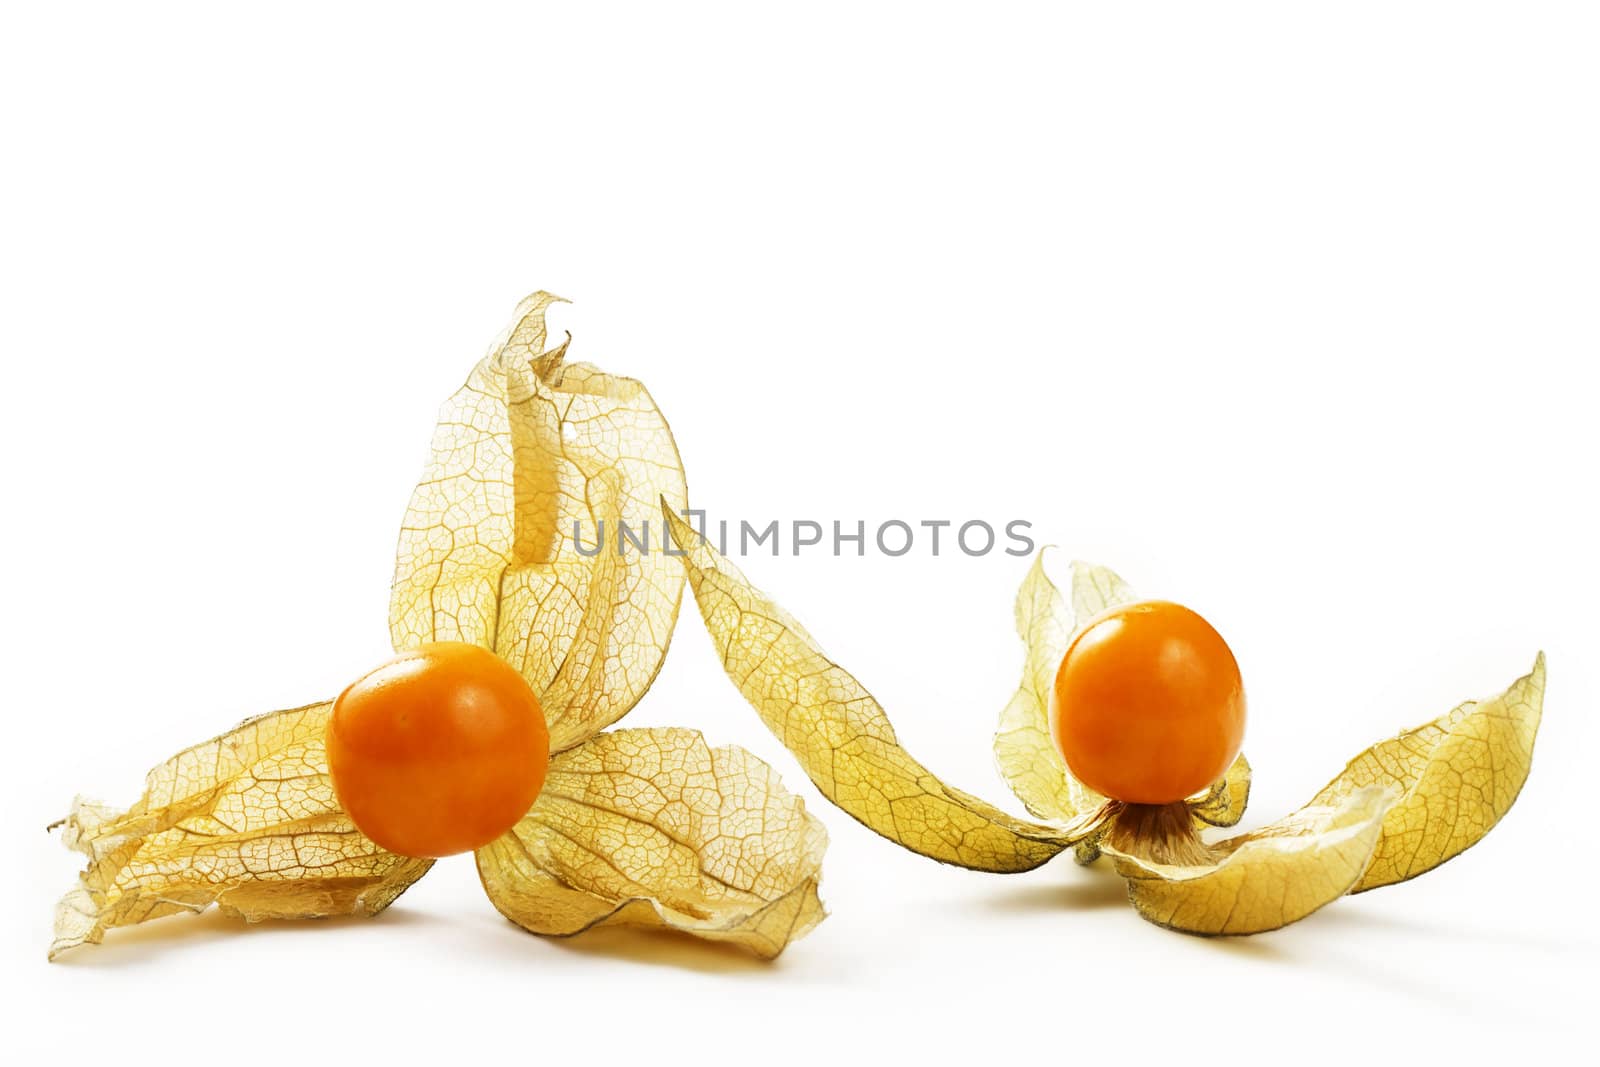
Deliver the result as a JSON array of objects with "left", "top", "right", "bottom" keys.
[{"left": 1106, "top": 801, "right": 1214, "bottom": 867}]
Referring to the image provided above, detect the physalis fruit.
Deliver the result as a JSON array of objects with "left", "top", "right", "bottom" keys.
[
  {"left": 328, "top": 642, "right": 551, "bottom": 858},
  {"left": 1052, "top": 600, "right": 1246, "bottom": 805}
]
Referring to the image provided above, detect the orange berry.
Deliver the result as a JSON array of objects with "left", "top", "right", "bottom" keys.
[
  {"left": 327, "top": 642, "right": 549, "bottom": 857},
  {"left": 1051, "top": 601, "right": 1245, "bottom": 804}
]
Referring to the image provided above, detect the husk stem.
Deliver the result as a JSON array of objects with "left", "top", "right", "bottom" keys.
[{"left": 1105, "top": 801, "right": 1213, "bottom": 866}]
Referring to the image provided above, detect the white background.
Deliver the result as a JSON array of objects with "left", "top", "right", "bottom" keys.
[{"left": 3, "top": 2, "right": 1596, "bottom": 1062}]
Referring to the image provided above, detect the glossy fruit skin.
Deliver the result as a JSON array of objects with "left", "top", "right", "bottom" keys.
[
  {"left": 327, "top": 642, "right": 550, "bottom": 858},
  {"left": 1050, "top": 600, "right": 1245, "bottom": 805}
]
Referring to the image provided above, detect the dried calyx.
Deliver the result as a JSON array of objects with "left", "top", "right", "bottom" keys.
[{"left": 666, "top": 520, "right": 1545, "bottom": 936}]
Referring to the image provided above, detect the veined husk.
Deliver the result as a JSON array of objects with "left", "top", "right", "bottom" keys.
[
  {"left": 51, "top": 295, "right": 829, "bottom": 960},
  {"left": 51, "top": 703, "right": 433, "bottom": 960},
  {"left": 666, "top": 508, "right": 1544, "bottom": 936},
  {"left": 476, "top": 728, "right": 827, "bottom": 959}
]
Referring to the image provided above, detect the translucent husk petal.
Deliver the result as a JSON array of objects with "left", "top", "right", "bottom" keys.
[
  {"left": 476, "top": 728, "right": 827, "bottom": 958},
  {"left": 994, "top": 552, "right": 1105, "bottom": 822},
  {"left": 1097, "top": 658, "right": 1542, "bottom": 933},
  {"left": 1190, "top": 753, "right": 1252, "bottom": 829},
  {"left": 664, "top": 507, "right": 1104, "bottom": 872},
  {"left": 1102, "top": 785, "right": 1396, "bottom": 935},
  {"left": 389, "top": 292, "right": 689, "bottom": 752},
  {"left": 1310, "top": 654, "right": 1545, "bottom": 892},
  {"left": 50, "top": 703, "right": 432, "bottom": 959}
]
